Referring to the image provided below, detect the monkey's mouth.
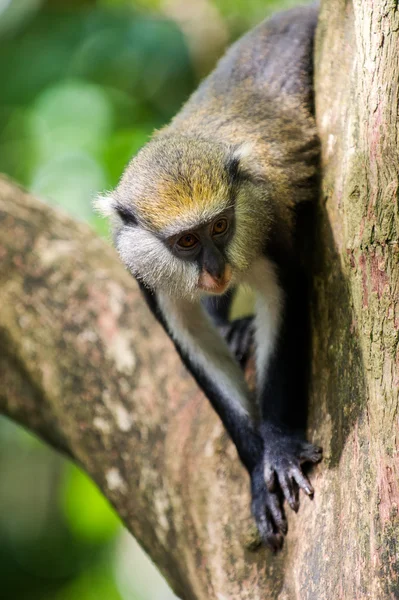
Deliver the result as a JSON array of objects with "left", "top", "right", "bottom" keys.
[{"left": 198, "top": 265, "right": 232, "bottom": 295}]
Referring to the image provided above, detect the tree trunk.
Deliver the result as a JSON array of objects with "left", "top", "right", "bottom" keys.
[{"left": 0, "top": 1, "right": 398, "bottom": 598}]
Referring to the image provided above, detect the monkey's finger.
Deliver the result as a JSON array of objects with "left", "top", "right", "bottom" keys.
[
  {"left": 238, "top": 318, "right": 253, "bottom": 353},
  {"left": 251, "top": 481, "right": 285, "bottom": 551},
  {"left": 290, "top": 466, "right": 314, "bottom": 497},
  {"left": 294, "top": 479, "right": 300, "bottom": 507},
  {"left": 260, "top": 519, "right": 284, "bottom": 553},
  {"left": 267, "top": 493, "right": 288, "bottom": 535},
  {"left": 299, "top": 444, "right": 323, "bottom": 464},
  {"left": 264, "top": 464, "right": 276, "bottom": 492},
  {"left": 225, "top": 317, "right": 253, "bottom": 364},
  {"left": 278, "top": 472, "right": 299, "bottom": 513},
  {"left": 266, "top": 531, "right": 284, "bottom": 553},
  {"left": 252, "top": 500, "right": 284, "bottom": 552}
]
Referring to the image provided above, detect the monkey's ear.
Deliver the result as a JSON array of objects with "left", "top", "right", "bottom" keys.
[
  {"left": 93, "top": 193, "right": 117, "bottom": 218},
  {"left": 227, "top": 142, "right": 264, "bottom": 183},
  {"left": 93, "top": 193, "right": 138, "bottom": 226}
]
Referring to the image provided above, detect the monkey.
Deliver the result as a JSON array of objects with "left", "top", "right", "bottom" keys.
[{"left": 95, "top": 4, "right": 323, "bottom": 551}]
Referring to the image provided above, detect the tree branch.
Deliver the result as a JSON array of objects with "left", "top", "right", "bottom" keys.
[{"left": 0, "top": 176, "right": 275, "bottom": 599}]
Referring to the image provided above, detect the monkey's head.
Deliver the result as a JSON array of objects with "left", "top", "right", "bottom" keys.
[{"left": 95, "top": 135, "right": 273, "bottom": 300}]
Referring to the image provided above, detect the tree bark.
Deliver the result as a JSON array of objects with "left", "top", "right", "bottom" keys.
[{"left": 0, "top": 0, "right": 398, "bottom": 598}]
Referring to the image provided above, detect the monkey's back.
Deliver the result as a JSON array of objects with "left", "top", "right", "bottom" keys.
[{"left": 168, "top": 4, "right": 319, "bottom": 207}]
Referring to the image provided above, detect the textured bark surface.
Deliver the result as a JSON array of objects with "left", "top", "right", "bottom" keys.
[
  {"left": 311, "top": 1, "right": 399, "bottom": 598},
  {"left": 0, "top": 0, "right": 398, "bottom": 598}
]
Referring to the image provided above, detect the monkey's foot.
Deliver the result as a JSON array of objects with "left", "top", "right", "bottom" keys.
[
  {"left": 260, "top": 423, "right": 322, "bottom": 513},
  {"left": 219, "top": 316, "right": 253, "bottom": 367},
  {"left": 250, "top": 464, "right": 287, "bottom": 552}
]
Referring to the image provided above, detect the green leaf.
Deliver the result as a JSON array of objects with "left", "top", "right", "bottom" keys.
[{"left": 60, "top": 465, "right": 121, "bottom": 544}]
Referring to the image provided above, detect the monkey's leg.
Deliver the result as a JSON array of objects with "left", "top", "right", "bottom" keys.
[
  {"left": 255, "top": 261, "right": 323, "bottom": 513},
  {"left": 142, "top": 285, "right": 288, "bottom": 550},
  {"left": 202, "top": 292, "right": 254, "bottom": 368}
]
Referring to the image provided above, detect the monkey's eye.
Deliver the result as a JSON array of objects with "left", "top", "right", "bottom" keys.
[
  {"left": 176, "top": 233, "right": 199, "bottom": 249},
  {"left": 116, "top": 206, "right": 137, "bottom": 226},
  {"left": 212, "top": 218, "right": 228, "bottom": 236}
]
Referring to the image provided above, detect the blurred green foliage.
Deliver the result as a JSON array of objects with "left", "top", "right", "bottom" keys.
[
  {"left": 0, "top": 0, "right": 195, "bottom": 227},
  {"left": 61, "top": 463, "right": 120, "bottom": 543},
  {"left": 0, "top": 419, "right": 122, "bottom": 600},
  {"left": 0, "top": 0, "right": 296, "bottom": 598}
]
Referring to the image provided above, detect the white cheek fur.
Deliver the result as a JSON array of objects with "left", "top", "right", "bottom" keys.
[{"left": 116, "top": 227, "right": 200, "bottom": 298}]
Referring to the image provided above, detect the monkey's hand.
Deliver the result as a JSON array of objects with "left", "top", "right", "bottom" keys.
[
  {"left": 219, "top": 316, "right": 253, "bottom": 367},
  {"left": 260, "top": 422, "right": 322, "bottom": 513}
]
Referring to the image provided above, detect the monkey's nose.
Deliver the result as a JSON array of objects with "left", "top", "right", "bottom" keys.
[
  {"left": 208, "top": 264, "right": 232, "bottom": 285},
  {"left": 198, "top": 265, "right": 232, "bottom": 294}
]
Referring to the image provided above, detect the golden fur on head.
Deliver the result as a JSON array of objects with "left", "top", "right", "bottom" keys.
[{"left": 115, "top": 135, "right": 235, "bottom": 233}]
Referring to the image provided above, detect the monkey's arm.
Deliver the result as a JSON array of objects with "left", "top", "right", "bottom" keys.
[
  {"left": 253, "top": 256, "right": 322, "bottom": 511},
  {"left": 139, "top": 283, "right": 288, "bottom": 550}
]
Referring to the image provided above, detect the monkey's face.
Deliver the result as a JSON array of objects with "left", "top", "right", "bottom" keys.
[
  {"left": 109, "top": 204, "right": 241, "bottom": 301},
  {"left": 161, "top": 206, "right": 236, "bottom": 297},
  {"left": 95, "top": 136, "right": 272, "bottom": 300}
]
